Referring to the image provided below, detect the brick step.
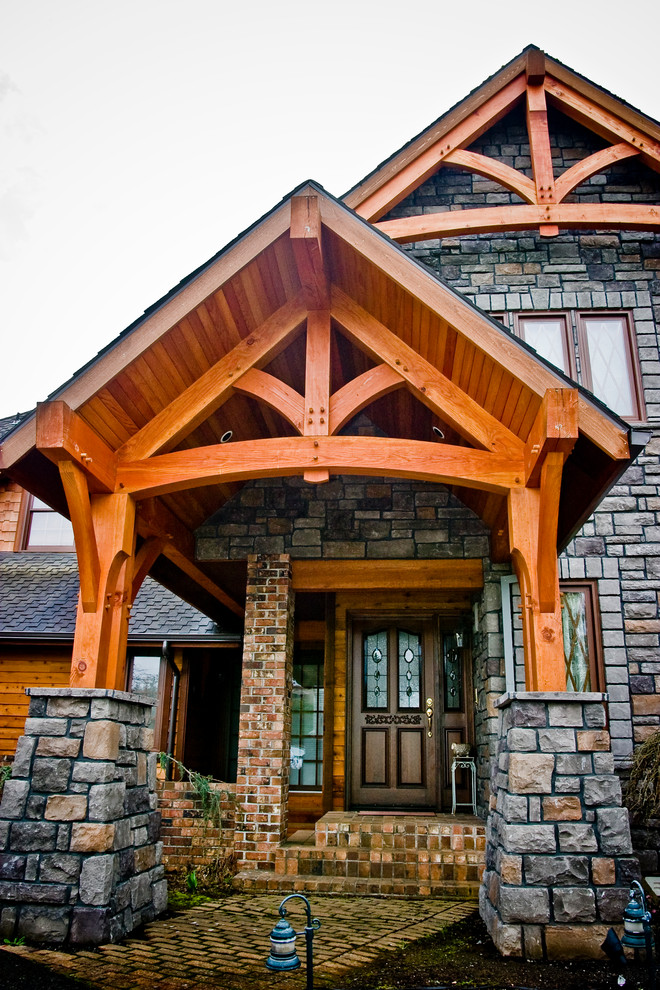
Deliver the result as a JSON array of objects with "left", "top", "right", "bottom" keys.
[
  {"left": 234, "top": 869, "right": 481, "bottom": 899},
  {"left": 313, "top": 812, "right": 485, "bottom": 851}
]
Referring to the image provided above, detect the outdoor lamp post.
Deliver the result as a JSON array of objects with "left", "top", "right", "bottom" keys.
[
  {"left": 266, "top": 893, "right": 321, "bottom": 990},
  {"left": 621, "top": 880, "right": 656, "bottom": 990}
]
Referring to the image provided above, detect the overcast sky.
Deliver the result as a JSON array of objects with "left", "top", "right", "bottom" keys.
[{"left": 2, "top": 0, "right": 659, "bottom": 417}]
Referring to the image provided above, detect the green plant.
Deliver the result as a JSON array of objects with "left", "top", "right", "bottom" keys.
[
  {"left": 0, "top": 764, "right": 12, "bottom": 788},
  {"left": 4, "top": 935, "right": 25, "bottom": 946},
  {"left": 625, "top": 730, "right": 660, "bottom": 824},
  {"left": 158, "top": 754, "right": 230, "bottom": 828},
  {"left": 186, "top": 869, "right": 198, "bottom": 893}
]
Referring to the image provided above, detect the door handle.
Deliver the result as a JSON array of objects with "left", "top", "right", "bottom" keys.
[{"left": 425, "top": 697, "right": 434, "bottom": 737}]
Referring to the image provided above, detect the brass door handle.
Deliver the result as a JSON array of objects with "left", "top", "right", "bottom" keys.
[{"left": 425, "top": 697, "right": 434, "bottom": 737}]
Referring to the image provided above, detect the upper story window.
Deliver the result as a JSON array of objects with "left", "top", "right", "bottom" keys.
[
  {"left": 514, "top": 313, "right": 576, "bottom": 379},
  {"left": 19, "top": 494, "right": 74, "bottom": 551},
  {"left": 510, "top": 311, "right": 645, "bottom": 423}
]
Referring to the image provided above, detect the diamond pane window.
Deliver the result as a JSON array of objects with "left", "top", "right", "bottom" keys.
[
  {"left": 397, "top": 630, "right": 421, "bottom": 709},
  {"left": 580, "top": 316, "right": 638, "bottom": 418},
  {"left": 364, "top": 630, "right": 388, "bottom": 709}
]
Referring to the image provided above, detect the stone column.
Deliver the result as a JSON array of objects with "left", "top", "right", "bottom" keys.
[
  {"left": 0, "top": 688, "right": 166, "bottom": 946},
  {"left": 234, "top": 554, "right": 294, "bottom": 869},
  {"left": 480, "top": 692, "right": 639, "bottom": 960}
]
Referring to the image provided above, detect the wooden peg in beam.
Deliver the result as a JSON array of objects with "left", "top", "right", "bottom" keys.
[{"left": 290, "top": 195, "right": 329, "bottom": 310}]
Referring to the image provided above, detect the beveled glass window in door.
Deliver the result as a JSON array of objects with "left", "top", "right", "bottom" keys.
[
  {"left": 398, "top": 630, "right": 421, "bottom": 709},
  {"left": 443, "top": 633, "right": 463, "bottom": 710},
  {"left": 364, "top": 630, "right": 388, "bottom": 709},
  {"left": 291, "top": 650, "right": 324, "bottom": 789}
]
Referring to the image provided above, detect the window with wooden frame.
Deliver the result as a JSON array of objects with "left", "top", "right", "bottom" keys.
[
  {"left": 514, "top": 312, "right": 577, "bottom": 379},
  {"left": 290, "top": 646, "right": 324, "bottom": 791},
  {"left": 126, "top": 651, "right": 173, "bottom": 753},
  {"left": 17, "top": 493, "right": 74, "bottom": 551},
  {"left": 560, "top": 581, "right": 604, "bottom": 693},
  {"left": 576, "top": 312, "right": 644, "bottom": 422},
  {"left": 511, "top": 311, "right": 645, "bottom": 423}
]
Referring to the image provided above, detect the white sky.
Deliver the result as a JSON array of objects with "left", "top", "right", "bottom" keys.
[{"left": 2, "top": 0, "right": 659, "bottom": 416}]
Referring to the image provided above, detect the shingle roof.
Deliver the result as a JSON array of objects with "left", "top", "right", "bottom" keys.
[{"left": 0, "top": 552, "right": 238, "bottom": 641}]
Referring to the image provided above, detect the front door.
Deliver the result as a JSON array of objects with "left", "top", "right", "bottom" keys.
[{"left": 350, "top": 619, "right": 437, "bottom": 809}]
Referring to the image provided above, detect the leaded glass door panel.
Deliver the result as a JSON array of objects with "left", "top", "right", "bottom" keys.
[{"left": 350, "top": 620, "right": 437, "bottom": 809}]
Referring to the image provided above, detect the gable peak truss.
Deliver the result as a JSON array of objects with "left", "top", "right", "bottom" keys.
[
  {"left": 18, "top": 188, "right": 632, "bottom": 695},
  {"left": 348, "top": 49, "right": 660, "bottom": 242}
]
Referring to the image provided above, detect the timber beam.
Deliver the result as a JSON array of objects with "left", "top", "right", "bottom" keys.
[
  {"left": 525, "top": 388, "right": 578, "bottom": 486},
  {"left": 116, "top": 435, "right": 525, "bottom": 498},
  {"left": 136, "top": 498, "right": 244, "bottom": 617},
  {"left": 290, "top": 195, "right": 329, "bottom": 309},
  {"left": 375, "top": 203, "right": 660, "bottom": 242},
  {"left": 119, "top": 294, "right": 307, "bottom": 461},
  {"left": 36, "top": 401, "right": 117, "bottom": 493},
  {"left": 58, "top": 459, "right": 101, "bottom": 612},
  {"left": 331, "top": 286, "right": 523, "bottom": 456}
]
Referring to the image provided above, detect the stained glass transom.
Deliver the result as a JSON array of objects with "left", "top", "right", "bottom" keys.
[
  {"left": 397, "top": 630, "right": 421, "bottom": 709},
  {"left": 364, "top": 630, "right": 388, "bottom": 709}
]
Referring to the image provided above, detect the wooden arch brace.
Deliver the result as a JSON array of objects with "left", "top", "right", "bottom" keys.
[{"left": 331, "top": 286, "right": 523, "bottom": 457}]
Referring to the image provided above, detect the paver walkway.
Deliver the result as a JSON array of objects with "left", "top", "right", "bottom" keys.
[{"left": 1, "top": 893, "right": 477, "bottom": 990}]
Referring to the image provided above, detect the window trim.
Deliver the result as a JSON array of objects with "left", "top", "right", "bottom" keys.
[
  {"left": 513, "top": 311, "right": 577, "bottom": 380},
  {"left": 15, "top": 492, "right": 75, "bottom": 552},
  {"left": 560, "top": 580, "right": 604, "bottom": 693},
  {"left": 576, "top": 310, "right": 646, "bottom": 423}
]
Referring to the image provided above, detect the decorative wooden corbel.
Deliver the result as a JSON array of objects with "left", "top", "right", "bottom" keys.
[{"left": 58, "top": 459, "right": 100, "bottom": 612}]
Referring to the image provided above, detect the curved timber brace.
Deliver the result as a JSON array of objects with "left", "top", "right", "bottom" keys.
[{"left": 508, "top": 388, "right": 579, "bottom": 691}]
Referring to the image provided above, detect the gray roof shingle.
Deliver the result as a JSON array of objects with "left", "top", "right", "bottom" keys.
[{"left": 0, "top": 552, "right": 238, "bottom": 642}]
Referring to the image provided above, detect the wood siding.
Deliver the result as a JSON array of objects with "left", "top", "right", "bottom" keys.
[{"left": 0, "top": 646, "right": 71, "bottom": 758}]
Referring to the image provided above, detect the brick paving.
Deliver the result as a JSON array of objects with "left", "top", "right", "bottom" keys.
[{"left": 1, "top": 893, "right": 477, "bottom": 990}]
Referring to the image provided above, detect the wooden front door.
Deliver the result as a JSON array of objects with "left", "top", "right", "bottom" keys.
[
  {"left": 349, "top": 617, "right": 473, "bottom": 810},
  {"left": 350, "top": 619, "right": 437, "bottom": 809}
]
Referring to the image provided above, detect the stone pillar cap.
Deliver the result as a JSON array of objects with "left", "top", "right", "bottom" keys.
[{"left": 494, "top": 691, "right": 608, "bottom": 709}]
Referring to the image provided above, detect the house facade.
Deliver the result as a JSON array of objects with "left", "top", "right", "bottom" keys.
[{"left": 0, "top": 47, "right": 659, "bottom": 957}]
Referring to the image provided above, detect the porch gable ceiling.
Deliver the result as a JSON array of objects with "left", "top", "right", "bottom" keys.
[
  {"left": 0, "top": 182, "right": 632, "bottom": 620},
  {"left": 343, "top": 45, "right": 660, "bottom": 241}
]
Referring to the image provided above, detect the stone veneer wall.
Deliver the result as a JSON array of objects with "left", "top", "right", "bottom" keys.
[
  {"left": 481, "top": 692, "right": 639, "bottom": 960},
  {"left": 234, "top": 555, "right": 295, "bottom": 869},
  {"left": 388, "top": 107, "right": 660, "bottom": 753},
  {"left": 0, "top": 688, "right": 165, "bottom": 946}
]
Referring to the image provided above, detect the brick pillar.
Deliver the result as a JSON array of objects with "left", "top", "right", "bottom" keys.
[
  {"left": 234, "top": 554, "right": 294, "bottom": 869},
  {"left": 480, "top": 692, "right": 639, "bottom": 960},
  {"left": 0, "top": 688, "right": 165, "bottom": 946}
]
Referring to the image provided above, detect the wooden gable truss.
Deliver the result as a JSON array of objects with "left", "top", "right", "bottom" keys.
[
  {"left": 345, "top": 47, "right": 660, "bottom": 242},
  {"left": 0, "top": 185, "right": 632, "bottom": 696}
]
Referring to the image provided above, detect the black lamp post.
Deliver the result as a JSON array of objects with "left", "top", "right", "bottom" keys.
[
  {"left": 266, "top": 893, "right": 321, "bottom": 990},
  {"left": 621, "top": 880, "right": 656, "bottom": 990}
]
